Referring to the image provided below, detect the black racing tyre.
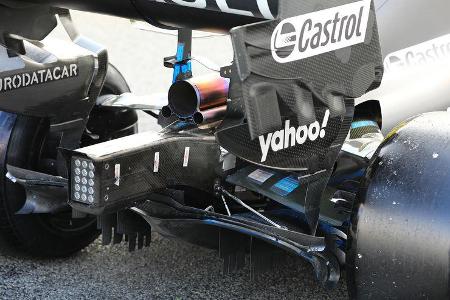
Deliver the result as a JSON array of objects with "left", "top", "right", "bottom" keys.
[
  {"left": 346, "top": 112, "right": 450, "bottom": 299},
  {"left": 0, "top": 64, "right": 137, "bottom": 257}
]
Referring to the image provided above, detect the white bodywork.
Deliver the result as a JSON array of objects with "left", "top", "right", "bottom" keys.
[{"left": 357, "top": 0, "right": 450, "bottom": 134}]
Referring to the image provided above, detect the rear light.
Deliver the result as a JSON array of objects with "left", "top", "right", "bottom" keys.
[{"left": 71, "top": 157, "right": 97, "bottom": 204}]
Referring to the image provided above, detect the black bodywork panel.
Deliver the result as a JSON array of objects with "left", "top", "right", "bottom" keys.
[
  {"left": 0, "top": 8, "right": 96, "bottom": 123},
  {"left": 15, "top": 0, "right": 279, "bottom": 32},
  {"left": 0, "top": 8, "right": 108, "bottom": 175},
  {"left": 0, "top": 45, "right": 96, "bottom": 122},
  {"left": 0, "top": 5, "right": 57, "bottom": 47},
  {"left": 0, "top": 7, "right": 102, "bottom": 125}
]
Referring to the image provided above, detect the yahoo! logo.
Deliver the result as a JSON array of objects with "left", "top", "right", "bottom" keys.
[{"left": 259, "top": 110, "right": 330, "bottom": 162}]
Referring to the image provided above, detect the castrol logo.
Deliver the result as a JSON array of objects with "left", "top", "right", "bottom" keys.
[
  {"left": 384, "top": 34, "right": 450, "bottom": 71},
  {"left": 271, "top": 0, "right": 371, "bottom": 63}
]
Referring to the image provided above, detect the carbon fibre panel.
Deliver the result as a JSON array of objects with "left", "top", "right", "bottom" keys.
[
  {"left": 63, "top": 131, "right": 221, "bottom": 215},
  {"left": 217, "top": 0, "right": 382, "bottom": 171}
]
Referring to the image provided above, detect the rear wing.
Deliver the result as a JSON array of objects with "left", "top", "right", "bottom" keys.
[
  {"left": 216, "top": 0, "right": 382, "bottom": 233},
  {"left": 217, "top": 0, "right": 382, "bottom": 170}
]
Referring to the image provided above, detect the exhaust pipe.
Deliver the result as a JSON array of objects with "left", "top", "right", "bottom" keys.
[
  {"left": 166, "top": 74, "right": 229, "bottom": 124},
  {"left": 193, "top": 105, "right": 228, "bottom": 125}
]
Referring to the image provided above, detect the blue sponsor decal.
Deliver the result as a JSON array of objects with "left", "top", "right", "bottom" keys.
[
  {"left": 351, "top": 120, "right": 378, "bottom": 129},
  {"left": 271, "top": 176, "right": 300, "bottom": 196}
]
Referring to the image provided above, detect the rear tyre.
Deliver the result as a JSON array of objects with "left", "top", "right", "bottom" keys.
[
  {"left": 347, "top": 112, "right": 450, "bottom": 299},
  {"left": 0, "top": 64, "right": 138, "bottom": 257}
]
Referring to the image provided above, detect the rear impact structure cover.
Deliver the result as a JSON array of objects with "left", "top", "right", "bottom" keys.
[{"left": 216, "top": 0, "right": 383, "bottom": 232}]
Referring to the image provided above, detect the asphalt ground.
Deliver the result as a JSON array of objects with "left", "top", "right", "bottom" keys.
[{"left": 0, "top": 11, "right": 348, "bottom": 299}]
